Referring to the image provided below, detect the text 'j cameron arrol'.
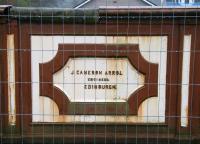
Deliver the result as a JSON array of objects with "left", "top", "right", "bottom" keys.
[{"left": 71, "top": 70, "right": 123, "bottom": 76}]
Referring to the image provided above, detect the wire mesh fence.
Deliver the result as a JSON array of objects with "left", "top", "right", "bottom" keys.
[{"left": 0, "top": 1, "right": 200, "bottom": 144}]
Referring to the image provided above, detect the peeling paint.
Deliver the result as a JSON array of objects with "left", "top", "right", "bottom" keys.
[
  {"left": 31, "top": 36, "right": 167, "bottom": 123},
  {"left": 7, "top": 34, "right": 16, "bottom": 125},
  {"left": 38, "top": 96, "right": 160, "bottom": 123},
  {"left": 181, "top": 35, "right": 191, "bottom": 127}
]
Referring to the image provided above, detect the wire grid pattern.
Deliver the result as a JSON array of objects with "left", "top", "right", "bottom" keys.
[{"left": 0, "top": 1, "right": 200, "bottom": 144}]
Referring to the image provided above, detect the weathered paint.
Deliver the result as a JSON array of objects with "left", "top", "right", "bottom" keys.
[
  {"left": 31, "top": 36, "right": 167, "bottom": 123},
  {"left": 53, "top": 58, "right": 144, "bottom": 102},
  {"left": 39, "top": 96, "right": 59, "bottom": 122},
  {"left": 39, "top": 96, "right": 160, "bottom": 123},
  {"left": 7, "top": 34, "right": 16, "bottom": 125},
  {"left": 181, "top": 35, "right": 191, "bottom": 127}
]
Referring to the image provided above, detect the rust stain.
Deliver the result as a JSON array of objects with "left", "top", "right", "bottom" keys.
[
  {"left": 7, "top": 34, "right": 16, "bottom": 125},
  {"left": 184, "top": 106, "right": 189, "bottom": 126},
  {"left": 138, "top": 103, "right": 143, "bottom": 116}
]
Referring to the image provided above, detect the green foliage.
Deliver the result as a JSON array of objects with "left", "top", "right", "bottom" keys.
[
  {"left": 16, "top": 0, "right": 29, "bottom": 6},
  {"left": 0, "top": 0, "right": 29, "bottom": 7}
]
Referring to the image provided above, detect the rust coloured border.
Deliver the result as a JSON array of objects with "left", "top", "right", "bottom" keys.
[{"left": 39, "top": 44, "right": 158, "bottom": 115}]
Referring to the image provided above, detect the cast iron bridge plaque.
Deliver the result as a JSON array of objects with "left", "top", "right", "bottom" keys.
[{"left": 39, "top": 44, "right": 158, "bottom": 115}]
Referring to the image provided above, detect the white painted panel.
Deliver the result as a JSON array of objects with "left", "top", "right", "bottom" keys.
[
  {"left": 138, "top": 97, "right": 159, "bottom": 122},
  {"left": 53, "top": 58, "right": 144, "bottom": 102},
  {"left": 7, "top": 34, "right": 16, "bottom": 125},
  {"left": 39, "top": 96, "right": 60, "bottom": 122},
  {"left": 31, "top": 36, "right": 167, "bottom": 123},
  {"left": 181, "top": 35, "right": 192, "bottom": 127}
]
